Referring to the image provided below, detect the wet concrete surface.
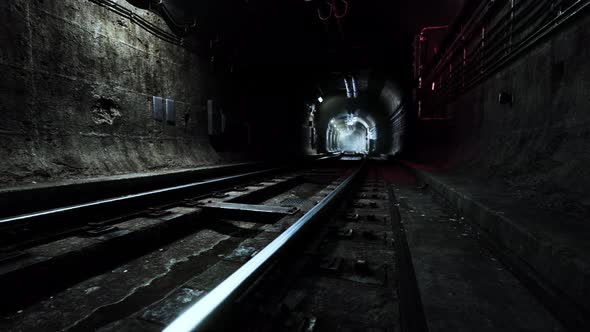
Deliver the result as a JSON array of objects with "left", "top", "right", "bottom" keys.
[
  {"left": 393, "top": 184, "right": 564, "bottom": 331},
  {"left": 412, "top": 168, "right": 590, "bottom": 329}
]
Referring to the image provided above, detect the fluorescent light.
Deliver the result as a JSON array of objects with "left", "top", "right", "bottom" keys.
[
  {"left": 351, "top": 76, "right": 358, "bottom": 98},
  {"left": 345, "top": 113, "right": 357, "bottom": 126},
  {"left": 344, "top": 78, "right": 351, "bottom": 98},
  {"left": 317, "top": 97, "right": 324, "bottom": 103}
]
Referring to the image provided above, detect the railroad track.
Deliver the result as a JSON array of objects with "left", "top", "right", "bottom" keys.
[
  {"left": 0, "top": 158, "right": 356, "bottom": 325},
  {"left": 164, "top": 165, "right": 418, "bottom": 331},
  {"left": 160, "top": 164, "right": 426, "bottom": 332},
  {"left": 0, "top": 158, "right": 567, "bottom": 331}
]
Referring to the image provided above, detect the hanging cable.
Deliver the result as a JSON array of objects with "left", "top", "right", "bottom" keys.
[
  {"left": 333, "top": 0, "right": 349, "bottom": 19},
  {"left": 317, "top": 1, "right": 333, "bottom": 21},
  {"left": 317, "top": 0, "right": 350, "bottom": 22},
  {"left": 87, "top": 0, "right": 189, "bottom": 48}
]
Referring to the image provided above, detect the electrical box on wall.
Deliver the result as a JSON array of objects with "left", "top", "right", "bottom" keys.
[
  {"left": 152, "top": 96, "right": 164, "bottom": 121},
  {"left": 152, "top": 96, "right": 176, "bottom": 125},
  {"left": 208, "top": 99, "right": 224, "bottom": 135},
  {"left": 165, "top": 98, "right": 175, "bottom": 124}
]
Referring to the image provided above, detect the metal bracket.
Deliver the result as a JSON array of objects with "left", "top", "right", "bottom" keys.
[
  {"left": 85, "top": 225, "right": 119, "bottom": 236},
  {"left": 232, "top": 186, "right": 249, "bottom": 192},
  {"left": 145, "top": 208, "right": 172, "bottom": 218},
  {"left": 199, "top": 202, "right": 299, "bottom": 216},
  {"left": 182, "top": 199, "right": 202, "bottom": 207}
]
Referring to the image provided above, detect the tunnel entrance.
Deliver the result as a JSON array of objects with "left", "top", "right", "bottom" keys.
[{"left": 326, "top": 114, "right": 376, "bottom": 154}]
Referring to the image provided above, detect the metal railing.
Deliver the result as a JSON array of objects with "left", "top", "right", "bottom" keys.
[{"left": 415, "top": 0, "right": 590, "bottom": 119}]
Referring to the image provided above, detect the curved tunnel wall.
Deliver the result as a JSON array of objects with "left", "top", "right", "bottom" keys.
[
  {"left": 380, "top": 80, "right": 409, "bottom": 156},
  {"left": 0, "top": 0, "right": 236, "bottom": 187},
  {"left": 313, "top": 78, "right": 409, "bottom": 156},
  {"left": 325, "top": 114, "right": 374, "bottom": 153}
]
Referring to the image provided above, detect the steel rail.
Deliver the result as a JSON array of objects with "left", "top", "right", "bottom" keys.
[
  {"left": 0, "top": 168, "right": 282, "bottom": 226},
  {"left": 163, "top": 164, "right": 363, "bottom": 332}
]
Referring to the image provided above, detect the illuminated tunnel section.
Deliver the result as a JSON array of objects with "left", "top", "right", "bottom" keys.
[
  {"left": 309, "top": 77, "right": 408, "bottom": 157},
  {"left": 326, "top": 113, "right": 377, "bottom": 154}
]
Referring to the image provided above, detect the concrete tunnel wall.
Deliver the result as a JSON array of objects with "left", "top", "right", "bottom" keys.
[
  {"left": 0, "top": 0, "right": 238, "bottom": 188},
  {"left": 380, "top": 80, "right": 409, "bottom": 156},
  {"left": 416, "top": 12, "right": 590, "bottom": 218}
]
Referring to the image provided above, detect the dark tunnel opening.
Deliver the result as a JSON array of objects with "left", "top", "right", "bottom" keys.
[{"left": 1, "top": 0, "right": 590, "bottom": 331}]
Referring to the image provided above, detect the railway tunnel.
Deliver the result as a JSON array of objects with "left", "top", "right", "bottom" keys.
[{"left": 1, "top": 0, "right": 589, "bottom": 331}]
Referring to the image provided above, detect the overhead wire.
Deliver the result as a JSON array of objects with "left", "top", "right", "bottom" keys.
[{"left": 317, "top": 0, "right": 350, "bottom": 22}]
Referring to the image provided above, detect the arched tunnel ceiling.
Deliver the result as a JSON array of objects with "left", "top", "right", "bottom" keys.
[
  {"left": 124, "top": 0, "right": 469, "bottom": 113},
  {"left": 329, "top": 112, "right": 375, "bottom": 130},
  {"left": 129, "top": 0, "right": 468, "bottom": 71},
  {"left": 319, "top": 96, "right": 376, "bottom": 128},
  {"left": 123, "top": 0, "right": 469, "bottom": 154}
]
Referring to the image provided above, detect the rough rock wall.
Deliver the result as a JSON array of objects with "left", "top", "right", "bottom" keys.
[
  {"left": 0, "top": 0, "right": 229, "bottom": 187},
  {"left": 446, "top": 13, "right": 590, "bottom": 216}
]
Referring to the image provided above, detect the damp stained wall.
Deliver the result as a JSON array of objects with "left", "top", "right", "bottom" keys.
[{"left": 0, "top": 0, "right": 232, "bottom": 187}]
